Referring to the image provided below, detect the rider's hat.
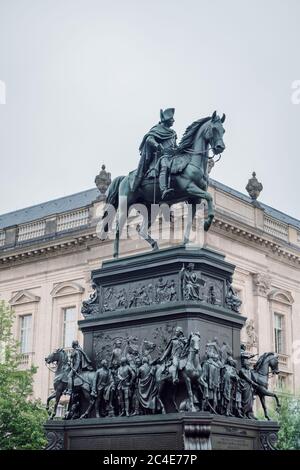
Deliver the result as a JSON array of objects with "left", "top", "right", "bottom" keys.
[{"left": 160, "top": 108, "right": 175, "bottom": 122}]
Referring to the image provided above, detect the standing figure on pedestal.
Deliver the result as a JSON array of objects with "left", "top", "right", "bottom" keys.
[
  {"left": 131, "top": 357, "right": 143, "bottom": 415},
  {"left": 65, "top": 340, "right": 93, "bottom": 396},
  {"left": 180, "top": 263, "right": 206, "bottom": 301},
  {"left": 136, "top": 356, "right": 161, "bottom": 415},
  {"left": 202, "top": 340, "right": 222, "bottom": 412},
  {"left": 220, "top": 356, "right": 239, "bottom": 416},
  {"left": 117, "top": 357, "right": 135, "bottom": 416},
  {"left": 225, "top": 276, "right": 242, "bottom": 312},
  {"left": 157, "top": 326, "right": 188, "bottom": 384},
  {"left": 239, "top": 350, "right": 259, "bottom": 419},
  {"left": 132, "top": 108, "right": 177, "bottom": 200},
  {"left": 110, "top": 339, "right": 123, "bottom": 369},
  {"left": 90, "top": 359, "right": 115, "bottom": 418}
]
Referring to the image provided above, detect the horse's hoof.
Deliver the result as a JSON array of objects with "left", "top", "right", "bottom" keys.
[
  {"left": 204, "top": 215, "right": 214, "bottom": 231},
  {"left": 152, "top": 243, "right": 159, "bottom": 251}
]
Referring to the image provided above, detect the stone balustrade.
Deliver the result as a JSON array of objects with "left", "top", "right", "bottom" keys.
[
  {"left": 263, "top": 216, "right": 289, "bottom": 241},
  {"left": 57, "top": 208, "right": 89, "bottom": 232},
  {"left": 18, "top": 220, "right": 46, "bottom": 242}
]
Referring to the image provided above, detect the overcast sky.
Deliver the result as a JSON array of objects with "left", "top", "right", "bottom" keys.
[{"left": 0, "top": 0, "right": 299, "bottom": 219}]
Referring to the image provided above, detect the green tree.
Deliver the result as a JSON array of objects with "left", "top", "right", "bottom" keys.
[
  {"left": 257, "top": 392, "right": 300, "bottom": 450},
  {"left": 0, "top": 300, "right": 48, "bottom": 450},
  {"left": 276, "top": 393, "right": 300, "bottom": 450}
]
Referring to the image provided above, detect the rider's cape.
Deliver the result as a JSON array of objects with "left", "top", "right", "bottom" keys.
[{"left": 139, "top": 123, "right": 177, "bottom": 155}]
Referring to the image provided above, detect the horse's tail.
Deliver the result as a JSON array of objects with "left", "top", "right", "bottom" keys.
[{"left": 98, "top": 176, "right": 125, "bottom": 239}]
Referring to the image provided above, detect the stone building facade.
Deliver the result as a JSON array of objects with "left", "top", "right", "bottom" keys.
[{"left": 0, "top": 173, "right": 299, "bottom": 411}]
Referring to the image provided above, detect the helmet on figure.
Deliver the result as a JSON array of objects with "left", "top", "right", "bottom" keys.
[{"left": 160, "top": 108, "right": 175, "bottom": 123}]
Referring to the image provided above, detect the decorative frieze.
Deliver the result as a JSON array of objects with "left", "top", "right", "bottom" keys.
[
  {"left": 81, "top": 256, "right": 238, "bottom": 316},
  {"left": 102, "top": 275, "right": 178, "bottom": 312}
]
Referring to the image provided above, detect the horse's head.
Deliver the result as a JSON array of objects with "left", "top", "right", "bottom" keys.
[
  {"left": 190, "top": 331, "right": 201, "bottom": 353},
  {"left": 269, "top": 353, "right": 280, "bottom": 375},
  {"left": 45, "top": 348, "right": 67, "bottom": 365},
  {"left": 254, "top": 352, "right": 279, "bottom": 376},
  {"left": 204, "top": 110, "right": 226, "bottom": 155}
]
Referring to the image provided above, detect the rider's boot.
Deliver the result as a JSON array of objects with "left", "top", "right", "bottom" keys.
[{"left": 159, "top": 166, "right": 174, "bottom": 201}]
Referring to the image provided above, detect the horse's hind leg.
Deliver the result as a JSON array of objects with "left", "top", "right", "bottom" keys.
[
  {"left": 183, "top": 202, "right": 196, "bottom": 245},
  {"left": 46, "top": 391, "right": 56, "bottom": 414},
  {"left": 259, "top": 394, "right": 270, "bottom": 420},
  {"left": 113, "top": 196, "right": 129, "bottom": 258}
]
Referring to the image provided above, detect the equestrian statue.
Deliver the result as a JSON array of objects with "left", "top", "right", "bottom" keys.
[{"left": 99, "top": 108, "right": 226, "bottom": 257}]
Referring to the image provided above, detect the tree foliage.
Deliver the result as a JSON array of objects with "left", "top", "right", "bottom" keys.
[
  {"left": 0, "top": 300, "right": 48, "bottom": 450},
  {"left": 257, "top": 392, "right": 300, "bottom": 450},
  {"left": 276, "top": 393, "right": 300, "bottom": 450}
]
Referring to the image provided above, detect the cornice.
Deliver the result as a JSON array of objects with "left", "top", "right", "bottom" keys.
[
  {"left": 210, "top": 216, "right": 300, "bottom": 266},
  {"left": 0, "top": 214, "right": 299, "bottom": 269}
]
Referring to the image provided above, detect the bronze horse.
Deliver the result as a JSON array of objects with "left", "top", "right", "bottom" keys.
[
  {"left": 154, "top": 332, "right": 208, "bottom": 413},
  {"left": 45, "top": 348, "right": 94, "bottom": 419},
  {"left": 100, "top": 111, "right": 226, "bottom": 258},
  {"left": 252, "top": 352, "right": 281, "bottom": 420}
]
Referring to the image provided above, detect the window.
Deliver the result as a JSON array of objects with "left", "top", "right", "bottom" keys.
[
  {"left": 19, "top": 314, "right": 32, "bottom": 353},
  {"left": 274, "top": 313, "right": 285, "bottom": 354},
  {"left": 62, "top": 307, "right": 77, "bottom": 348},
  {"left": 278, "top": 374, "right": 287, "bottom": 391}
]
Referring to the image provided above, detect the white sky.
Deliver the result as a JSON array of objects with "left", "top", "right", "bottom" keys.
[{"left": 0, "top": 0, "right": 299, "bottom": 218}]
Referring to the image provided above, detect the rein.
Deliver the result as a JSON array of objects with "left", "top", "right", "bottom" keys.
[{"left": 181, "top": 146, "right": 222, "bottom": 160}]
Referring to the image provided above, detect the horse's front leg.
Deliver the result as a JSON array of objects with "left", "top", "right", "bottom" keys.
[
  {"left": 46, "top": 391, "right": 56, "bottom": 414},
  {"left": 185, "top": 183, "right": 214, "bottom": 232},
  {"left": 183, "top": 374, "right": 196, "bottom": 412},
  {"left": 259, "top": 387, "right": 281, "bottom": 414},
  {"left": 51, "top": 389, "right": 62, "bottom": 419}
]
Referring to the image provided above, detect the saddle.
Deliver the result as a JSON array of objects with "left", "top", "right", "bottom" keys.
[
  {"left": 129, "top": 153, "right": 191, "bottom": 191},
  {"left": 170, "top": 154, "right": 192, "bottom": 175}
]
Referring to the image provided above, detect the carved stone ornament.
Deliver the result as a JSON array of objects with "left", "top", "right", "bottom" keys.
[
  {"left": 45, "top": 430, "right": 64, "bottom": 450},
  {"left": 95, "top": 164, "right": 111, "bottom": 195},
  {"left": 246, "top": 171, "right": 263, "bottom": 202},
  {"left": 245, "top": 319, "right": 258, "bottom": 350},
  {"left": 252, "top": 273, "right": 272, "bottom": 297},
  {"left": 259, "top": 431, "right": 278, "bottom": 450}
]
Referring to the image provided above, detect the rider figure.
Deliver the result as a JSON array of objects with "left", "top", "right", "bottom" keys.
[
  {"left": 132, "top": 108, "right": 177, "bottom": 200},
  {"left": 65, "top": 340, "right": 93, "bottom": 396},
  {"left": 157, "top": 326, "right": 187, "bottom": 384}
]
